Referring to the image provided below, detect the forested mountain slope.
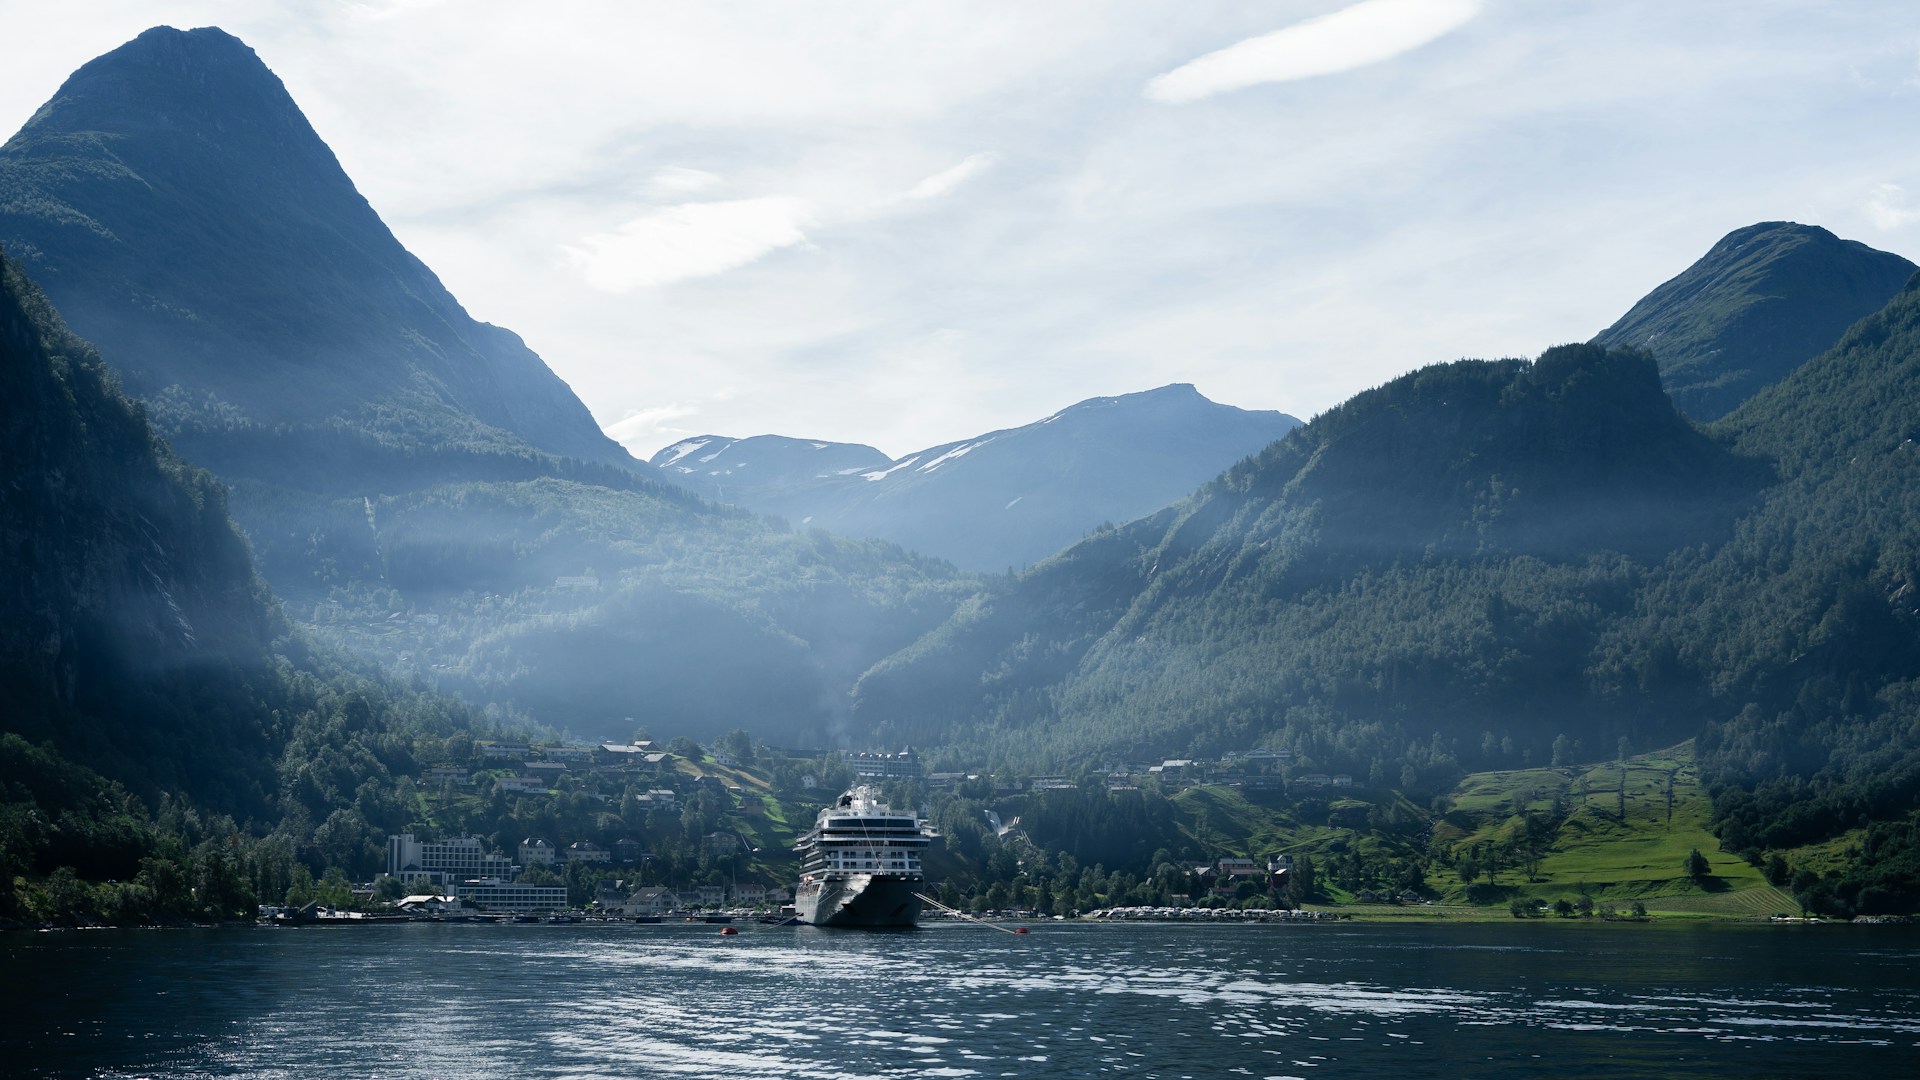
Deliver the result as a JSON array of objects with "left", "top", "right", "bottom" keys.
[
  {"left": 651, "top": 384, "right": 1301, "bottom": 571},
  {"left": 1593, "top": 222, "right": 1913, "bottom": 421},
  {"left": 0, "top": 246, "right": 280, "bottom": 812},
  {"left": 1669, "top": 273, "right": 1920, "bottom": 855},
  {"left": 854, "top": 344, "right": 1766, "bottom": 770},
  {"left": 0, "top": 245, "right": 502, "bottom": 922},
  {"left": 856, "top": 279, "right": 1920, "bottom": 908}
]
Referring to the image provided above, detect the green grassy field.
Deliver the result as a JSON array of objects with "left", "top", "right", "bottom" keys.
[{"left": 1436, "top": 741, "right": 1779, "bottom": 909}]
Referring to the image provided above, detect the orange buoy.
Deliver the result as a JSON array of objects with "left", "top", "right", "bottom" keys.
[{"left": 719, "top": 926, "right": 739, "bottom": 936}]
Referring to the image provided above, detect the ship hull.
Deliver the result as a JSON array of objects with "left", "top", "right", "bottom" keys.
[{"left": 796, "top": 874, "right": 923, "bottom": 928}]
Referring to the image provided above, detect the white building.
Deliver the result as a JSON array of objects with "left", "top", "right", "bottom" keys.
[
  {"left": 387, "top": 834, "right": 515, "bottom": 882},
  {"left": 519, "top": 837, "right": 556, "bottom": 866},
  {"left": 565, "top": 841, "right": 611, "bottom": 864},
  {"left": 848, "top": 746, "right": 923, "bottom": 779},
  {"left": 630, "top": 887, "right": 679, "bottom": 915},
  {"left": 454, "top": 878, "right": 569, "bottom": 913}
]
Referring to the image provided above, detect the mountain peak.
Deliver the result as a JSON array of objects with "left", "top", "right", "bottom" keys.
[
  {"left": 1593, "top": 221, "right": 1915, "bottom": 421},
  {"left": 109, "top": 24, "right": 254, "bottom": 63},
  {"left": 42, "top": 26, "right": 313, "bottom": 149},
  {"left": 0, "top": 26, "right": 633, "bottom": 474},
  {"left": 1224, "top": 343, "right": 1760, "bottom": 560}
]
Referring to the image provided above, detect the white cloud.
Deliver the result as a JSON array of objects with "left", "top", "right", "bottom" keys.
[
  {"left": 905, "top": 152, "right": 998, "bottom": 201},
  {"left": 10, "top": 3, "right": 1920, "bottom": 456},
  {"left": 603, "top": 402, "right": 705, "bottom": 454},
  {"left": 646, "top": 166, "right": 725, "bottom": 197},
  {"left": 1866, "top": 183, "right": 1920, "bottom": 230},
  {"left": 1145, "top": 0, "right": 1483, "bottom": 104},
  {"left": 564, "top": 196, "right": 812, "bottom": 290}
]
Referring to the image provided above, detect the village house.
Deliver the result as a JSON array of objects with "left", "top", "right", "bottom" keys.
[
  {"left": 596, "top": 741, "right": 657, "bottom": 765},
  {"left": 565, "top": 841, "right": 611, "bottom": 864},
  {"left": 426, "top": 765, "right": 471, "bottom": 786},
  {"left": 594, "top": 881, "right": 631, "bottom": 914},
  {"left": 629, "top": 887, "right": 679, "bottom": 915},
  {"left": 518, "top": 837, "right": 556, "bottom": 866}
]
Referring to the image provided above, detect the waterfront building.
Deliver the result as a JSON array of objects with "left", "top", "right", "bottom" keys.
[
  {"left": 454, "top": 878, "right": 569, "bottom": 913},
  {"left": 629, "top": 887, "right": 679, "bottom": 915},
  {"left": 387, "top": 834, "right": 515, "bottom": 882}
]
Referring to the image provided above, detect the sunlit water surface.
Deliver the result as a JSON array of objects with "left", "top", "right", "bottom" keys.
[{"left": 4, "top": 920, "right": 1917, "bottom": 1078}]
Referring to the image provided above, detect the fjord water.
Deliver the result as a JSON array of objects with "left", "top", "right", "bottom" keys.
[{"left": 5, "top": 921, "right": 1916, "bottom": 1078}]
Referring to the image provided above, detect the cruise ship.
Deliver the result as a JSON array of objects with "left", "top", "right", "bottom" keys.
[{"left": 793, "top": 787, "right": 938, "bottom": 927}]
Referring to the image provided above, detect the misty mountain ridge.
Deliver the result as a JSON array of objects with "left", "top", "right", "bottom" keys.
[
  {"left": 0, "top": 26, "right": 979, "bottom": 747},
  {"left": 650, "top": 383, "right": 1302, "bottom": 571},
  {"left": 1593, "top": 221, "right": 1914, "bottom": 421}
]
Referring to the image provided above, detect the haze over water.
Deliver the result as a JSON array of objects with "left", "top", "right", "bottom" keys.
[{"left": 6, "top": 920, "right": 1918, "bottom": 1078}]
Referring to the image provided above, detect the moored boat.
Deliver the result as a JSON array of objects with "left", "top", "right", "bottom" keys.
[{"left": 793, "top": 787, "right": 938, "bottom": 927}]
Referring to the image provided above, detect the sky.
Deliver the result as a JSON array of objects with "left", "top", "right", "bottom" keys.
[{"left": 4, "top": 1, "right": 1920, "bottom": 458}]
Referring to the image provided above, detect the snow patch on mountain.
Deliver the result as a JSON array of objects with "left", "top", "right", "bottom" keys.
[
  {"left": 660, "top": 439, "right": 713, "bottom": 466},
  {"left": 919, "top": 438, "right": 993, "bottom": 473},
  {"left": 863, "top": 456, "right": 921, "bottom": 482}
]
